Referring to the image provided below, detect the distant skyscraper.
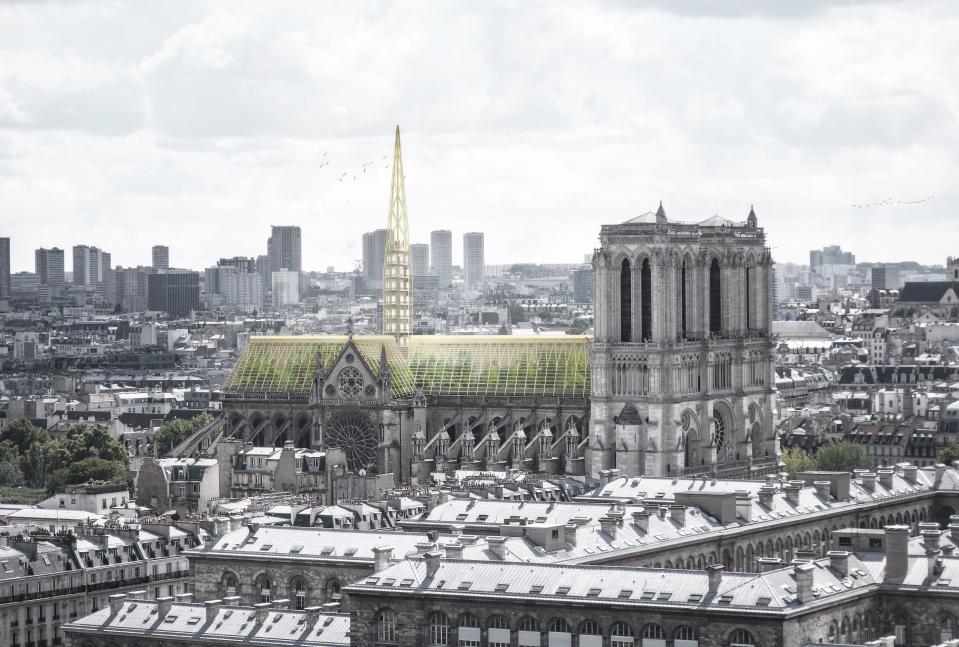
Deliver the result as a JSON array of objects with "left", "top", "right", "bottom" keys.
[
  {"left": 463, "top": 232, "right": 484, "bottom": 289},
  {"left": 153, "top": 245, "right": 170, "bottom": 270},
  {"left": 410, "top": 243, "right": 430, "bottom": 277},
  {"left": 810, "top": 245, "right": 855, "bottom": 269},
  {"left": 72, "top": 245, "right": 110, "bottom": 285},
  {"left": 268, "top": 226, "right": 302, "bottom": 274},
  {"left": 35, "top": 247, "right": 65, "bottom": 286},
  {"left": 218, "top": 256, "right": 257, "bottom": 273},
  {"left": 872, "top": 266, "right": 900, "bottom": 290},
  {"left": 430, "top": 229, "right": 452, "bottom": 289},
  {"left": 572, "top": 265, "right": 593, "bottom": 304},
  {"left": 272, "top": 270, "right": 300, "bottom": 307},
  {"left": 148, "top": 272, "right": 200, "bottom": 317},
  {"left": 114, "top": 266, "right": 153, "bottom": 313},
  {"left": 0, "top": 237, "right": 10, "bottom": 303},
  {"left": 362, "top": 229, "right": 387, "bottom": 289}
]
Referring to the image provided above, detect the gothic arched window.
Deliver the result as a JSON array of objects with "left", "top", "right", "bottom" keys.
[
  {"left": 621, "top": 259, "right": 632, "bottom": 342},
  {"left": 641, "top": 258, "right": 652, "bottom": 341},
  {"left": 709, "top": 257, "right": 722, "bottom": 334}
]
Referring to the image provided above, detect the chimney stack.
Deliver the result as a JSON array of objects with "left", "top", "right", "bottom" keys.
[
  {"left": 877, "top": 469, "right": 894, "bottom": 488},
  {"left": 451, "top": 524, "right": 464, "bottom": 537},
  {"left": 373, "top": 546, "right": 393, "bottom": 572},
  {"left": 707, "top": 563, "right": 724, "bottom": 597},
  {"left": 794, "top": 563, "right": 815, "bottom": 604},
  {"left": 222, "top": 596, "right": 241, "bottom": 606},
  {"left": 444, "top": 543, "right": 464, "bottom": 560},
  {"left": 813, "top": 481, "right": 831, "bottom": 499},
  {"left": 927, "top": 548, "right": 942, "bottom": 579},
  {"left": 949, "top": 522, "right": 959, "bottom": 541},
  {"left": 204, "top": 600, "right": 222, "bottom": 625},
  {"left": 669, "top": 505, "right": 686, "bottom": 526},
  {"left": 564, "top": 523, "right": 577, "bottom": 547},
  {"left": 884, "top": 525, "right": 910, "bottom": 581},
  {"left": 902, "top": 464, "right": 918, "bottom": 481},
  {"left": 271, "top": 599, "right": 290, "bottom": 609},
  {"left": 631, "top": 510, "right": 650, "bottom": 533},
  {"left": 860, "top": 472, "right": 877, "bottom": 492},
  {"left": 599, "top": 517, "right": 617, "bottom": 537},
  {"left": 414, "top": 542, "right": 434, "bottom": 555},
  {"left": 758, "top": 485, "right": 776, "bottom": 507},
  {"left": 827, "top": 551, "right": 850, "bottom": 576},
  {"left": 156, "top": 597, "right": 174, "bottom": 621},
  {"left": 735, "top": 491, "right": 752, "bottom": 522},
  {"left": 424, "top": 551, "right": 442, "bottom": 578},
  {"left": 784, "top": 481, "right": 802, "bottom": 504},
  {"left": 921, "top": 529, "right": 941, "bottom": 550},
  {"left": 253, "top": 602, "right": 271, "bottom": 625},
  {"left": 303, "top": 606, "right": 322, "bottom": 628},
  {"left": 487, "top": 536, "right": 508, "bottom": 560},
  {"left": 758, "top": 557, "right": 783, "bottom": 572},
  {"left": 108, "top": 593, "right": 127, "bottom": 616}
]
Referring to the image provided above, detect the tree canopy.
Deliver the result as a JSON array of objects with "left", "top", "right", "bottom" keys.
[
  {"left": 781, "top": 447, "right": 817, "bottom": 478},
  {"left": 153, "top": 413, "right": 213, "bottom": 456},
  {"left": 0, "top": 418, "right": 128, "bottom": 492},
  {"left": 47, "top": 457, "right": 128, "bottom": 492},
  {"left": 939, "top": 442, "right": 959, "bottom": 466},
  {"left": 814, "top": 441, "right": 875, "bottom": 472}
]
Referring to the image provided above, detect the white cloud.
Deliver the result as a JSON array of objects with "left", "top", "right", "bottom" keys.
[{"left": 0, "top": 0, "right": 956, "bottom": 273}]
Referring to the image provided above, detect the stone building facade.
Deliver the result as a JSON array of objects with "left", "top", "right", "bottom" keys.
[{"left": 589, "top": 205, "right": 777, "bottom": 479}]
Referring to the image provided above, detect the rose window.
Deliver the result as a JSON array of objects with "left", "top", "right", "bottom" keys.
[
  {"left": 337, "top": 367, "right": 364, "bottom": 399},
  {"left": 325, "top": 411, "right": 378, "bottom": 472}
]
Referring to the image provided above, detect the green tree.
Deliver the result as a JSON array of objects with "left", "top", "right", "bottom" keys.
[
  {"left": 59, "top": 424, "right": 128, "bottom": 465},
  {"left": 815, "top": 441, "right": 875, "bottom": 472},
  {"left": 153, "top": 413, "right": 213, "bottom": 456},
  {"left": 0, "top": 441, "right": 22, "bottom": 486},
  {"left": 47, "top": 457, "right": 127, "bottom": 493},
  {"left": 939, "top": 442, "right": 959, "bottom": 465},
  {"left": 781, "top": 447, "right": 817, "bottom": 478},
  {"left": 0, "top": 418, "right": 49, "bottom": 454}
]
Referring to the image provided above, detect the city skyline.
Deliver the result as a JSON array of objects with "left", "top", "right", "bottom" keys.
[{"left": 1, "top": 2, "right": 956, "bottom": 273}]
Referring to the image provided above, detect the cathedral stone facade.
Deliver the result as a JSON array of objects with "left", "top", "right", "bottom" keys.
[
  {"left": 220, "top": 204, "right": 777, "bottom": 481},
  {"left": 588, "top": 204, "right": 777, "bottom": 478}
]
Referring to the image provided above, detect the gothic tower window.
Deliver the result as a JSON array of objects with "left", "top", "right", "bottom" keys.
[
  {"left": 709, "top": 258, "right": 722, "bottom": 334},
  {"left": 620, "top": 259, "right": 632, "bottom": 342},
  {"left": 745, "top": 265, "right": 752, "bottom": 330},
  {"left": 681, "top": 259, "right": 688, "bottom": 339},
  {"left": 641, "top": 258, "right": 652, "bottom": 341}
]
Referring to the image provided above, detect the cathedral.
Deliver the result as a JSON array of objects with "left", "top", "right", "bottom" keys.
[
  {"left": 219, "top": 126, "right": 776, "bottom": 482},
  {"left": 220, "top": 203, "right": 776, "bottom": 482},
  {"left": 588, "top": 203, "right": 777, "bottom": 478}
]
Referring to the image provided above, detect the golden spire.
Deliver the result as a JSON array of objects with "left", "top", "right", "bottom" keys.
[{"left": 382, "top": 125, "right": 411, "bottom": 346}]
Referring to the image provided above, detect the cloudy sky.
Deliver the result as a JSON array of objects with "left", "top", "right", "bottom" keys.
[{"left": 1, "top": 1, "right": 956, "bottom": 273}]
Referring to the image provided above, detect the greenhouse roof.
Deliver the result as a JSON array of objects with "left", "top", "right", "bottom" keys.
[
  {"left": 224, "top": 335, "right": 591, "bottom": 399},
  {"left": 223, "top": 336, "right": 416, "bottom": 398},
  {"left": 408, "top": 335, "right": 590, "bottom": 398}
]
